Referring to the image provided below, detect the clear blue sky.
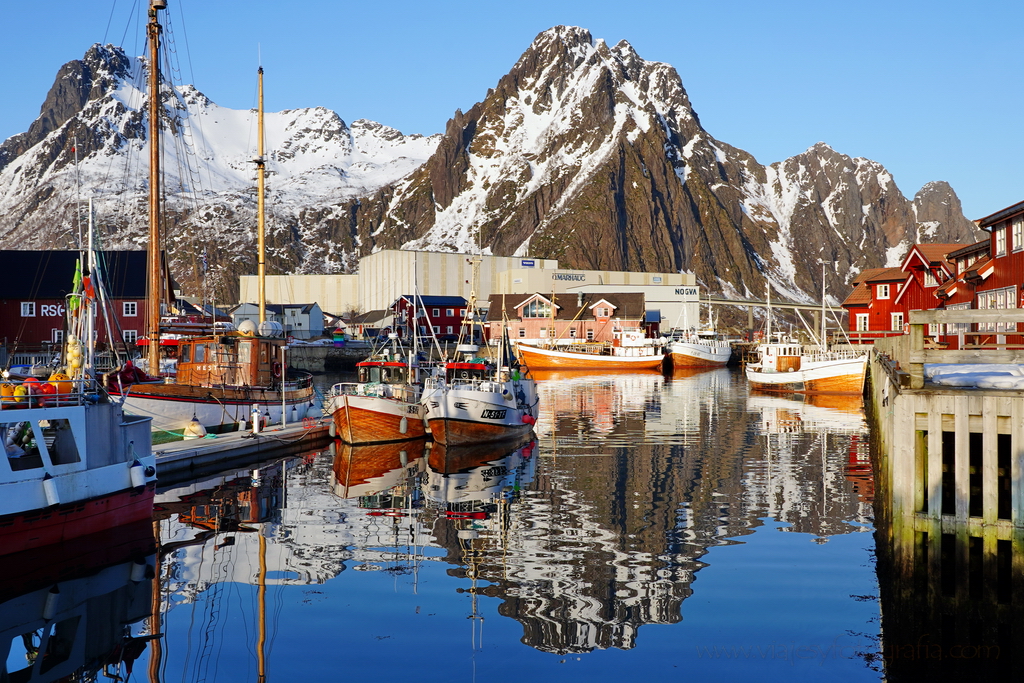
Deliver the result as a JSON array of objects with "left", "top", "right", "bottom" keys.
[{"left": 1, "top": 0, "right": 1017, "bottom": 219}]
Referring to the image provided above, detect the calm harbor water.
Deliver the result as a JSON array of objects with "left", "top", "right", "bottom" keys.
[{"left": 8, "top": 368, "right": 886, "bottom": 682}]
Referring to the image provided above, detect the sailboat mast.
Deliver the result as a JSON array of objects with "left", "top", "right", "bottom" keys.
[
  {"left": 146, "top": 0, "right": 165, "bottom": 374},
  {"left": 256, "top": 66, "right": 267, "bottom": 325}
]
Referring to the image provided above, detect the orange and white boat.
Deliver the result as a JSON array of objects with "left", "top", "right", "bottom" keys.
[
  {"left": 516, "top": 329, "right": 664, "bottom": 371},
  {"left": 327, "top": 342, "right": 428, "bottom": 445},
  {"left": 665, "top": 331, "right": 731, "bottom": 368},
  {"left": 744, "top": 339, "right": 867, "bottom": 395}
]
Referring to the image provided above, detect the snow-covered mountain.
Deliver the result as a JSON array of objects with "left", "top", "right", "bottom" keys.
[
  {"left": 0, "top": 44, "right": 439, "bottom": 292},
  {"left": 0, "top": 30, "right": 979, "bottom": 302},
  {"left": 326, "top": 26, "right": 979, "bottom": 302}
]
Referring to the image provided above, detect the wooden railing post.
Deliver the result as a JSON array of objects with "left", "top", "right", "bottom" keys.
[{"left": 909, "top": 321, "right": 925, "bottom": 389}]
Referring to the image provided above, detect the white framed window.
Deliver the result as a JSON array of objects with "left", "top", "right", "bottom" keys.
[
  {"left": 52, "top": 329, "right": 64, "bottom": 344},
  {"left": 446, "top": 326, "right": 453, "bottom": 334},
  {"left": 124, "top": 330, "right": 138, "bottom": 343},
  {"left": 21, "top": 302, "right": 35, "bottom": 317},
  {"left": 446, "top": 308, "right": 454, "bottom": 317},
  {"left": 891, "top": 312, "right": 904, "bottom": 332},
  {"left": 539, "top": 327, "right": 547, "bottom": 338},
  {"left": 996, "top": 226, "right": 1007, "bottom": 256},
  {"left": 923, "top": 271, "right": 937, "bottom": 287},
  {"left": 1014, "top": 216, "right": 1024, "bottom": 252},
  {"left": 518, "top": 328, "right": 526, "bottom": 338},
  {"left": 432, "top": 308, "right": 440, "bottom": 317},
  {"left": 877, "top": 284, "right": 890, "bottom": 299},
  {"left": 855, "top": 314, "right": 869, "bottom": 331},
  {"left": 586, "top": 329, "right": 595, "bottom": 340},
  {"left": 123, "top": 301, "right": 137, "bottom": 317},
  {"left": 432, "top": 326, "right": 439, "bottom": 333},
  {"left": 569, "top": 328, "right": 577, "bottom": 338}
]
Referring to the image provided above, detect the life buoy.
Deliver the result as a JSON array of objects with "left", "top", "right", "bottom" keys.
[
  {"left": 459, "top": 370, "right": 469, "bottom": 379},
  {"left": 272, "top": 362, "right": 282, "bottom": 379}
]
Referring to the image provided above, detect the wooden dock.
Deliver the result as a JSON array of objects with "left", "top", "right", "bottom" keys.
[{"left": 154, "top": 418, "right": 332, "bottom": 482}]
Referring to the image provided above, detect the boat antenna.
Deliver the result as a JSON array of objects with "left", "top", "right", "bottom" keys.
[{"left": 146, "top": 0, "right": 166, "bottom": 376}]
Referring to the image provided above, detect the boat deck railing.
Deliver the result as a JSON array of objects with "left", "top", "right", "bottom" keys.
[
  {"left": 0, "top": 376, "right": 107, "bottom": 409},
  {"left": 329, "top": 382, "right": 421, "bottom": 404},
  {"left": 424, "top": 377, "right": 508, "bottom": 395}
]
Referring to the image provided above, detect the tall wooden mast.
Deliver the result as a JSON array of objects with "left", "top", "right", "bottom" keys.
[
  {"left": 146, "top": 0, "right": 165, "bottom": 373},
  {"left": 256, "top": 66, "right": 267, "bottom": 324}
]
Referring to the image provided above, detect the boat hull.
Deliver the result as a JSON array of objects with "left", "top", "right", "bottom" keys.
[
  {"left": 123, "top": 382, "right": 316, "bottom": 433},
  {"left": 667, "top": 341, "right": 731, "bottom": 367},
  {"left": 517, "top": 344, "right": 664, "bottom": 371},
  {"left": 330, "top": 393, "right": 426, "bottom": 444},
  {"left": 422, "top": 378, "right": 539, "bottom": 446},
  {"left": 0, "top": 484, "right": 155, "bottom": 556},
  {"left": 745, "top": 356, "right": 868, "bottom": 395}
]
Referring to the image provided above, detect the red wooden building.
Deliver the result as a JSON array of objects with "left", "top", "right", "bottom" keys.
[
  {"left": 391, "top": 295, "right": 470, "bottom": 342},
  {"left": 841, "top": 244, "right": 960, "bottom": 343},
  {"left": 0, "top": 251, "right": 154, "bottom": 352}
]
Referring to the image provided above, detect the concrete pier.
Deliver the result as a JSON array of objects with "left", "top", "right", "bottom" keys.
[{"left": 154, "top": 418, "right": 332, "bottom": 482}]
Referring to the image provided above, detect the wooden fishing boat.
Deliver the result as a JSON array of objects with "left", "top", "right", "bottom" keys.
[
  {"left": 327, "top": 343, "right": 428, "bottom": 444},
  {"left": 121, "top": 39, "right": 315, "bottom": 434}
]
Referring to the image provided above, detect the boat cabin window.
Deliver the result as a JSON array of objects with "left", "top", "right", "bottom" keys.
[
  {"left": 180, "top": 344, "right": 191, "bottom": 363},
  {"left": 447, "top": 364, "right": 487, "bottom": 381},
  {"left": 194, "top": 344, "right": 205, "bottom": 363},
  {"left": 239, "top": 341, "right": 252, "bottom": 364},
  {"left": 38, "top": 419, "right": 81, "bottom": 465},
  {"left": 2, "top": 421, "right": 43, "bottom": 470},
  {"left": 358, "top": 365, "right": 407, "bottom": 384}
]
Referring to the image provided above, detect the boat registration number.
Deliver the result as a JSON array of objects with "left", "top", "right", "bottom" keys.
[{"left": 481, "top": 409, "right": 507, "bottom": 420}]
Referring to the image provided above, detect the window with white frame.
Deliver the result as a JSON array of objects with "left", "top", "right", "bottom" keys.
[
  {"left": 432, "top": 326, "right": 439, "bottom": 333},
  {"left": 124, "top": 330, "right": 138, "bottom": 343},
  {"left": 996, "top": 226, "right": 1007, "bottom": 256},
  {"left": 586, "top": 329, "right": 595, "bottom": 340},
  {"left": 569, "top": 328, "right": 577, "bottom": 338},
  {"left": 855, "top": 314, "right": 869, "bottom": 331},
  {"left": 446, "top": 326, "right": 453, "bottom": 334},
  {"left": 891, "top": 312, "right": 904, "bottom": 332},
  {"left": 432, "top": 308, "right": 440, "bottom": 317},
  {"left": 21, "top": 302, "right": 35, "bottom": 317},
  {"left": 877, "top": 284, "right": 890, "bottom": 299},
  {"left": 522, "top": 299, "right": 552, "bottom": 318},
  {"left": 923, "top": 270, "right": 937, "bottom": 287},
  {"left": 539, "top": 327, "right": 547, "bottom": 338},
  {"left": 518, "top": 328, "right": 526, "bottom": 338},
  {"left": 123, "top": 301, "right": 137, "bottom": 316},
  {"left": 1014, "top": 216, "right": 1024, "bottom": 252},
  {"left": 52, "top": 329, "right": 63, "bottom": 344},
  {"left": 595, "top": 307, "right": 610, "bottom": 317}
]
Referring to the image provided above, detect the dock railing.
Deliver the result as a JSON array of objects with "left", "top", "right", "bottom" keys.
[{"left": 875, "top": 309, "right": 1024, "bottom": 389}]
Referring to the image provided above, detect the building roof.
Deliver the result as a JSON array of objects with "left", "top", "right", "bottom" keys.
[
  {"left": 0, "top": 250, "right": 151, "bottom": 299},
  {"left": 947, "top": 240, "right": 990, "bottom": 260},
  {"left": 862, "top": 267, "right": 907, "bottom": 283},
  {"left": 486, "top": 292, "right": 648, "bottom": 321},
  {"left": 963, "top": 255, "right": 994, "bottom": 281},
  {"left": 394, "top": 295, "right": 468, "bottom": 307},
  {"left": 976, "top": 200, "right": 1024, "bottom": 229},
  {"left": 232, "top": 302, "right": 320, "bottom": 315},
  {"left": 350, "top": 309, "right": 391, "bottom": 325},
  {"left": 902, "top": 243, "right": 961, "bottom": 272}
]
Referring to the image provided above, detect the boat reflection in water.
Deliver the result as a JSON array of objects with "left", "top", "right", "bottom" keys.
[
  {"left": 747, "top": 391, "right": 873, "bottom": 538},
  {"left": 0, "top": 521, "right": 156, "bottom": 683}
]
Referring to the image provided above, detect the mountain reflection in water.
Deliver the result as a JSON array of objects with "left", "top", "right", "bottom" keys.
[{"left": 94, "top": 368, "right": 883, "bottom": 680}]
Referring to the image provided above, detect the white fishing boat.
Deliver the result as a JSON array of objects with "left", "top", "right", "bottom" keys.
[
  {"left": 745, "top": 273, "right": 867, "bottom": 395},
  {"left": 665, "top": 331, "right": 732, "bottom": 367},
  {"left": 422, "top": 341, "right": 540, "bottom": 446}
]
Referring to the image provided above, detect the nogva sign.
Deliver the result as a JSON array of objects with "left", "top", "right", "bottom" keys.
[{"left": 675, "top": 287, "right": 698, "bottom": 297}]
